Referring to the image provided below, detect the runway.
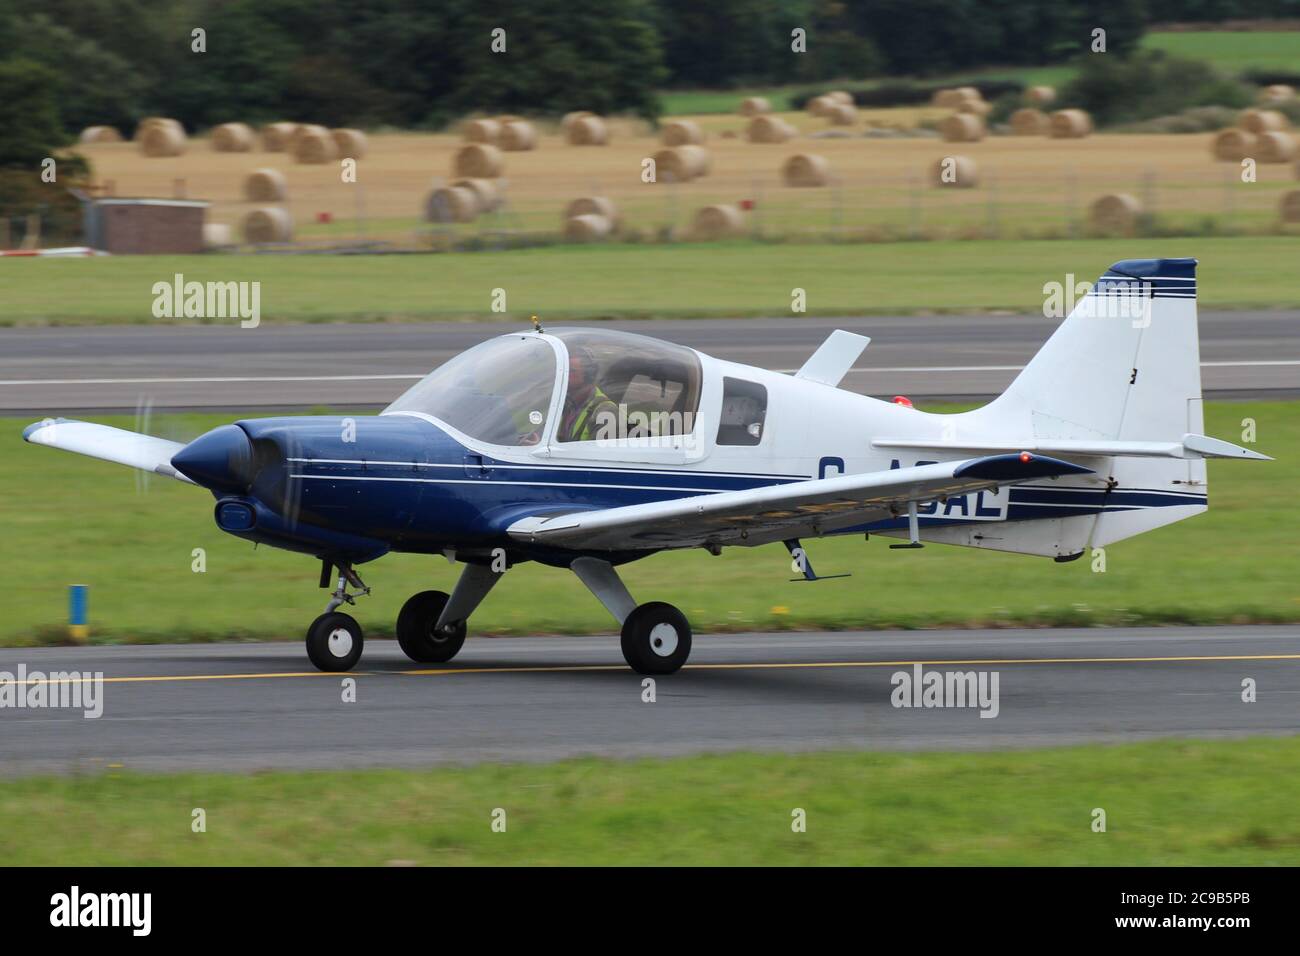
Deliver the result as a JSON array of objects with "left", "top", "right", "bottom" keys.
[
  {"left": 2, "top": 626, "right": 1296, "bottom": 775},
  {"left": 2, "top": 310, "right": 1298, "bottom": 412}
]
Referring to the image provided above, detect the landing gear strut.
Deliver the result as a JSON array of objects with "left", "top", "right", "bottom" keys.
[
  {"left": 394, "top": 562, "right": 502, "bottom": 665},
  {"left": 306, "top": 561, "right": 370, "bottom": 672},
  {"left": 570, "top": 556, "right": 692, "bottom": 675}
]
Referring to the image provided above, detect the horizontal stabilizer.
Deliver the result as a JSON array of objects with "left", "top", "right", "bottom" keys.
[{"left": 22, "top": 418, "right": 196, "bottom": 483}]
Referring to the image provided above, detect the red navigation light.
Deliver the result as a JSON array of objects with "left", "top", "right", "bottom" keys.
[
  {"left": 892, "top": 396, "right": 913, "bottom": 408},
  {"left": 1019, "top": 451, "right": 1032, "bottom": 463}
]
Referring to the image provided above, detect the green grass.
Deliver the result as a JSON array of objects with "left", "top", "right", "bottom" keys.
[
  {"left": 4, "top": 237, "right": 1299, "bottom": 326},
  {"left": 5, "top": 400, "right": 1294, "bottom": 647},
  {"left": 2, "top": 739, "right": 1298, "bottom": 864},
  {"left": 1143, "top": 30, "right": 1300, "bottom": 74}
]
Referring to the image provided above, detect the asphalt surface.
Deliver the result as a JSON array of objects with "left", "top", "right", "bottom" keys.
[
  {"left": 2, "top": 311, "right": 1298, "bottom": 413},
  {"left": 1, "top": 626, "right": 1296, "bottom": 775}
]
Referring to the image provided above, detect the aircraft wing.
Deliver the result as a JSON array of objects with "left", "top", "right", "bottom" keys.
[
  {"left": 507, "top": 453, "right": 1092, "bottom": 551},
  {"left": 22, "top": 418, "right": 196, "bottom": 484}
]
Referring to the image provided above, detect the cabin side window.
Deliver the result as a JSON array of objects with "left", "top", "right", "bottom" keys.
[{"left": 716, "top": 377, "right": 767, "bottom": 446}]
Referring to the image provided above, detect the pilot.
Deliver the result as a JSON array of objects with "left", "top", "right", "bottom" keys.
[{"left": 559, "top": 346, "right": 617, "bottom": 442}]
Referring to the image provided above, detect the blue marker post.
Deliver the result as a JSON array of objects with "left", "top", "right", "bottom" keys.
[{"left": 68, "top": 584, "right": 88, "bottom": 644}]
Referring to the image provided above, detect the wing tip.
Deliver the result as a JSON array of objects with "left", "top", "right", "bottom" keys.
[{"left": 22, "top": 417, "right": 76, "bottom": 442}]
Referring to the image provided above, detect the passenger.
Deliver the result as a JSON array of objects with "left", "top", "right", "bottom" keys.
[{"left": 559, "top": 346, "right": 618, "bottom": 442}]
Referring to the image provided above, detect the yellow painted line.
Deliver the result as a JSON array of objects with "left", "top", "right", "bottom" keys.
[{"left": 4, "top": 652, "right": 1298, "bottom": 686}]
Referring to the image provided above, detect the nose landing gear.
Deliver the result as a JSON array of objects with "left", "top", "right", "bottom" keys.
[{"left": 305, "top": 561, "right": 370, "bottom": 672}]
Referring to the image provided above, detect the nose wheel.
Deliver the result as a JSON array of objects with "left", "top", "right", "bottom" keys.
[{"left": 306, "top": 611, "right": 364, "bottom": 672}]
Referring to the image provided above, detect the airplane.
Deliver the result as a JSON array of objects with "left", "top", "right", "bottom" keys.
[{"left": 23, "top": 257, "right": 1269, "bottom": 675}]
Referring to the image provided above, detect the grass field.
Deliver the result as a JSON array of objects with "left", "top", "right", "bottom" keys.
[
  {"left": 3, "top": 236, "right": 1299, "bottom": 326},
  {"left": 2, "top": 738, "right": 1297, "bottom": 864},
  {"left": 4, "top": 400, "right": 1293, "bottom": 647}
]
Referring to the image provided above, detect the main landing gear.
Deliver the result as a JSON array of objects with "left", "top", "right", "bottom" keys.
[{"left": 570, "top": 557, "right": 693, "bottom": 675}]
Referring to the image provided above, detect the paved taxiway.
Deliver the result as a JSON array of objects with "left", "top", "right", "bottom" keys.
[
  {"left": 1, "top": 626, "right": 1296, "bottom": 775},
  {"left": 2, "top": 311, "right": 1297, "bottom": 412}
]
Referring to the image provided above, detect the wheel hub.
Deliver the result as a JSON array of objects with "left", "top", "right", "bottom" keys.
[
  {"left": 327, "top": 627, "right": 353, "bottom": 658},
  {"left": 648, "top": 622, "right": 678, "bottom": 657}
]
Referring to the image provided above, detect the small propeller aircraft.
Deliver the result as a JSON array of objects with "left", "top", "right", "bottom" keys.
[{"left": 24, "top": 258, "right": 1269, "bottom": 674}]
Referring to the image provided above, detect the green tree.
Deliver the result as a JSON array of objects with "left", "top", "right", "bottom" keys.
[{"left": 0, "top": 59, "right": 69, "bottom": 167}]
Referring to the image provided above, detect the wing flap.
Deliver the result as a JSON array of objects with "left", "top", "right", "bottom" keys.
[
  {"left": 508, "top": 453, "right": 1091, "bottom": 550},
  {"left": 23, "top": 418, "right": 196, "bottom": 483}
]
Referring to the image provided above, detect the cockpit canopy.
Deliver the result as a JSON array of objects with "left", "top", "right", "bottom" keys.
[{"left": 383, "top": 329, "right": 703, "bottom": 447}]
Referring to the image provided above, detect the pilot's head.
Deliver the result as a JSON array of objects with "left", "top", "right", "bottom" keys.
[{"left": 567, "top": 346, "right": 598, "bottom": 401}]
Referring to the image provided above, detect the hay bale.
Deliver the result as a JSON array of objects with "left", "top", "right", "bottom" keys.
[
  {"left": 1260, "top": 84, "right": 1295, "bottom": 104},
  {"left": 261, "top": 122, "right": 297, "bottom": 151},
  {"left": 242, "top": 207, "right": 293, "bottom": 244},
  {"left": 956, "top": 99, "right": 993, "bottom": 118},
  {"left": 806, "top": 95, "right": 836, "bottom": 117},
  {"left": 243, "top": 168, "right": 288, "bottom": 202},
  {"left": 781, "top": 153, "right": 830, "bottom": 187},
  {"left": 463, "top": 119, "right": 500, "bottom": 144},
  {"left": 211, "top": 122, "right": 254, "bottom": 152},
  {"left": 931, "top": 155, "right": 979, "bottom": 188},
  {"left": 1212, "top": 128, "right": 1257, "bottom": 161},
  {"left": 1280, "top": 190, "right": 1300, "bottom": 222},
  {"left": 425, "top": 186, "right": 479, "bottom": 223},
  {"left": 662, "top": 120, "right": 704, "bottom": 146},
  {"left": 1089, "top": 193, "right": 1142, "bottom": 234},
  {"left": 134, "top": 117, "right": 183, "bottom": 141},
  {"left": 292, "top": 128, "right": 337, "bottom": 164},
  {"left": 939, "top": 113, "right": 985, "bottom": 143},
  {"left": 498, "top": 120, "right": 537, "bottom": 152},
  {"left": 931, "top": 89, "right": 958, "bottom": 108},
  {"left": 560, "top": 111, "right": 594, "bottom": 133},
  {"left": 1049, "top": 109, "right": 1092, "bottom": 138},
  {"left": 739, "top": 96, "right": 770, "bottom": 117},
  {"left": 454, "top": 143, "right": 505, "bottom": 178},
  {"left": 692, "top": 204, "right": 745, "bottom": 239},
  {"left": 202, "top": 223, "right": 233, "bottom": 249},
  {"left": 331, "top": 129, "right": 368, "bottom": 158},
  {"left": 825, "top": 102, "right": 857, "bottom": 126},
  {"left": 1009, "top": 108, "right": 1049, "bottom": 135},
  {"left": 826, "top": 90, "right": 854, "bottom": 105},
  {"left": 1257, "top": 131, "right": 1299, "bottom": 164},
  {"left": 564, "top": 213, "right": 613, "bottom": 241},
  {"left": 564, "top": 196, "right": 617, "bottom": 225},
  {"left": 1025, "top": 85, "right": 1056, "bottom": 106},
  {"left": 746, "top": 115, "right": 796, "bottom": 143},
  {"left": 1239, "top": 108, "right": 1288, "bottom": 134},
  {"left": 79, "top": 126, "right": 122, "bottom": 144},
  {"left": 289, "top": 123, "right": 328, "bottom": 147},
  {"left": 451, "top": 178, "right": 501, "bottom": 214},
  {"left": 139, "top": 124, "right": 186, "bottom": 157},
  {"left": 653, "top": 145, "right": 710, "bottom": 183},
  {"left": 567, "top": 115, "right": 608, "bottom": 145}
]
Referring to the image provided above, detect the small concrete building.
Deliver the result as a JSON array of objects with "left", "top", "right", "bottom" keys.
[{"left": 86, "top": 198, "right": 209, "bottom": 254}]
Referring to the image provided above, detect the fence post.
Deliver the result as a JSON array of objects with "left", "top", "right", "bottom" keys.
[{"left": 68, "top": 584, "right": 88, "bottom": 644}]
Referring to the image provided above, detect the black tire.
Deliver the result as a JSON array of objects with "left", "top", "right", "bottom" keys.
[
  {"left": 396, "top": 590, "right": 467, "bottom": 664},
  {"left": 620, "top": 601, "right": 692, "bottom": 675},
  {"left": 306, "top": 611, "right": 364, "bottom": 672}
]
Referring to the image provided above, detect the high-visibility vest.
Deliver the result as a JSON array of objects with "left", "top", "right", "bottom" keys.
[{"left": 566, "top": 386, "right": 614, "bottom": 441}]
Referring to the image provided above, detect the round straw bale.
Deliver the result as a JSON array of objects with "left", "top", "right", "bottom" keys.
[
  {"left": 1212, "top": 128, "right": 1257, "bottom": 161},
  {"left": 1025, "top": 85, "right": 1056, "bottom": 106},
  {"left": 564, "top": 196, "right": 618, "bottom": 225},
  {"left": 561, "top": 111, "right": 594, "bottom": 133},
  {"left": 692, "top": 204, "right": 745, "bottom": 239},
  {"left": 463, "top": 119, "right": 500, "bottom": 144},
  {"left": 826, "top": 90, "right": 854, "bottom": 105},
  {"left": 739, "top": 96, "right": 770, "bottom": 117},
  {"left": 939, "top": 113, "right": 985, "bottom": 142},
  {"left": 243, "top": 168, "right": 288, "bottom": 202},
  {"left": 1280, "top": 190, "right": 1300, "bottom": 222},
  {"left": 211, "top": 122, "right": 254, "bottom": 152},
  {"left": 653, "top": 145, "right": 710, "bottom": 183},
  {"left": 498, "top": 120, "right": 537, "bottom": 151},
  {"left": 1049, "top": 109, "right": 1092, "bottom": 138},
  {"left": 950, "top": 87, "right": 981, "bottom": 103},
  {"left": 1256, "top": 131, "right": 1299, "bottom": 164},
  {"left": 139, "top": 124, "right": 186, "bottom": 157},
  {"left": 1009, "top": 108, "right": 1049, "bottom": 135},
  {"left": 242, "top": 207, "right": 293, "bottom": 244},
  {"left": 806, "top": 95, "right": 835, "bottom": 117},
  {"left": 662, "top": 119, "right": 704, "bottom": 146},
  {"left": 292, "top": 128, "right": 337, "bottom": 164},
  {"left": 425, "top": 186, "right": 479, "bottom": 223},
  {"left": 956, "top": 99, "right": 992, "bottom": 117},
  {"left": 931, "top": 155, "right": 979, "bottom": 188},
  {"left": 567, "top": 115, "right": 608, "bottom": 145},
  {"left": 202, "top": 223, "right": 232, "bottom": 249},
  {"left": 79, "top": 126, "right": 123, "bottom": 144},
  {"left": 746, "top": 115, "right": 796, "bottom": 143},
  {"left": 564, "top": 213, "right": 613, "bottom": 241},
  {"left": 825, "top": 102, "right": 857, "bottom": 125},
  {"left": 451, "top": 178, "right": 501, "bottom": 214},
  {"left": 134, "top": 117, "right": 183, "bottom": 141},
  {"left": 1089, "top": 193, "right": 1142, "bottom": 234},
  {"left": 261, "top": 122, "right": 297, "bottom": 151},
  {"left": 1238, "top": 108, "right": 1288, "bottom": 134},
  {"left": 289, "top": 123, "right": 328, "bottom": 147},
  {"left": 331, "top": 128, "right": 368, "bottom": 158},
  {"left": 454, "top": 143, "right": 505, "bottom": 178},
  {"left": 781, "top": 152, "right": 830, "bottom": 187},
  {"left": 1260, "top": 84, "right": 1295, "bottom": 103},
  {"left": 932, "top": 89, "right": 959, "bottom": 108}
]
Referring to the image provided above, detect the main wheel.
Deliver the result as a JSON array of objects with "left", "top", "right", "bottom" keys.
[
  {"left": 396, "top": 590, "right": 467, "bottom": 664},
  {"left": 306, "top": 611, "right": 364, "bottom": 672},
  {"left": 620, "top": 601, "right": 692, "bottom": 675}
]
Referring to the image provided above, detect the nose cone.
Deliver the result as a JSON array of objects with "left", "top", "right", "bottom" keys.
[{"left": 171, "top": 424, "right": 255, "bottom": 493}]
